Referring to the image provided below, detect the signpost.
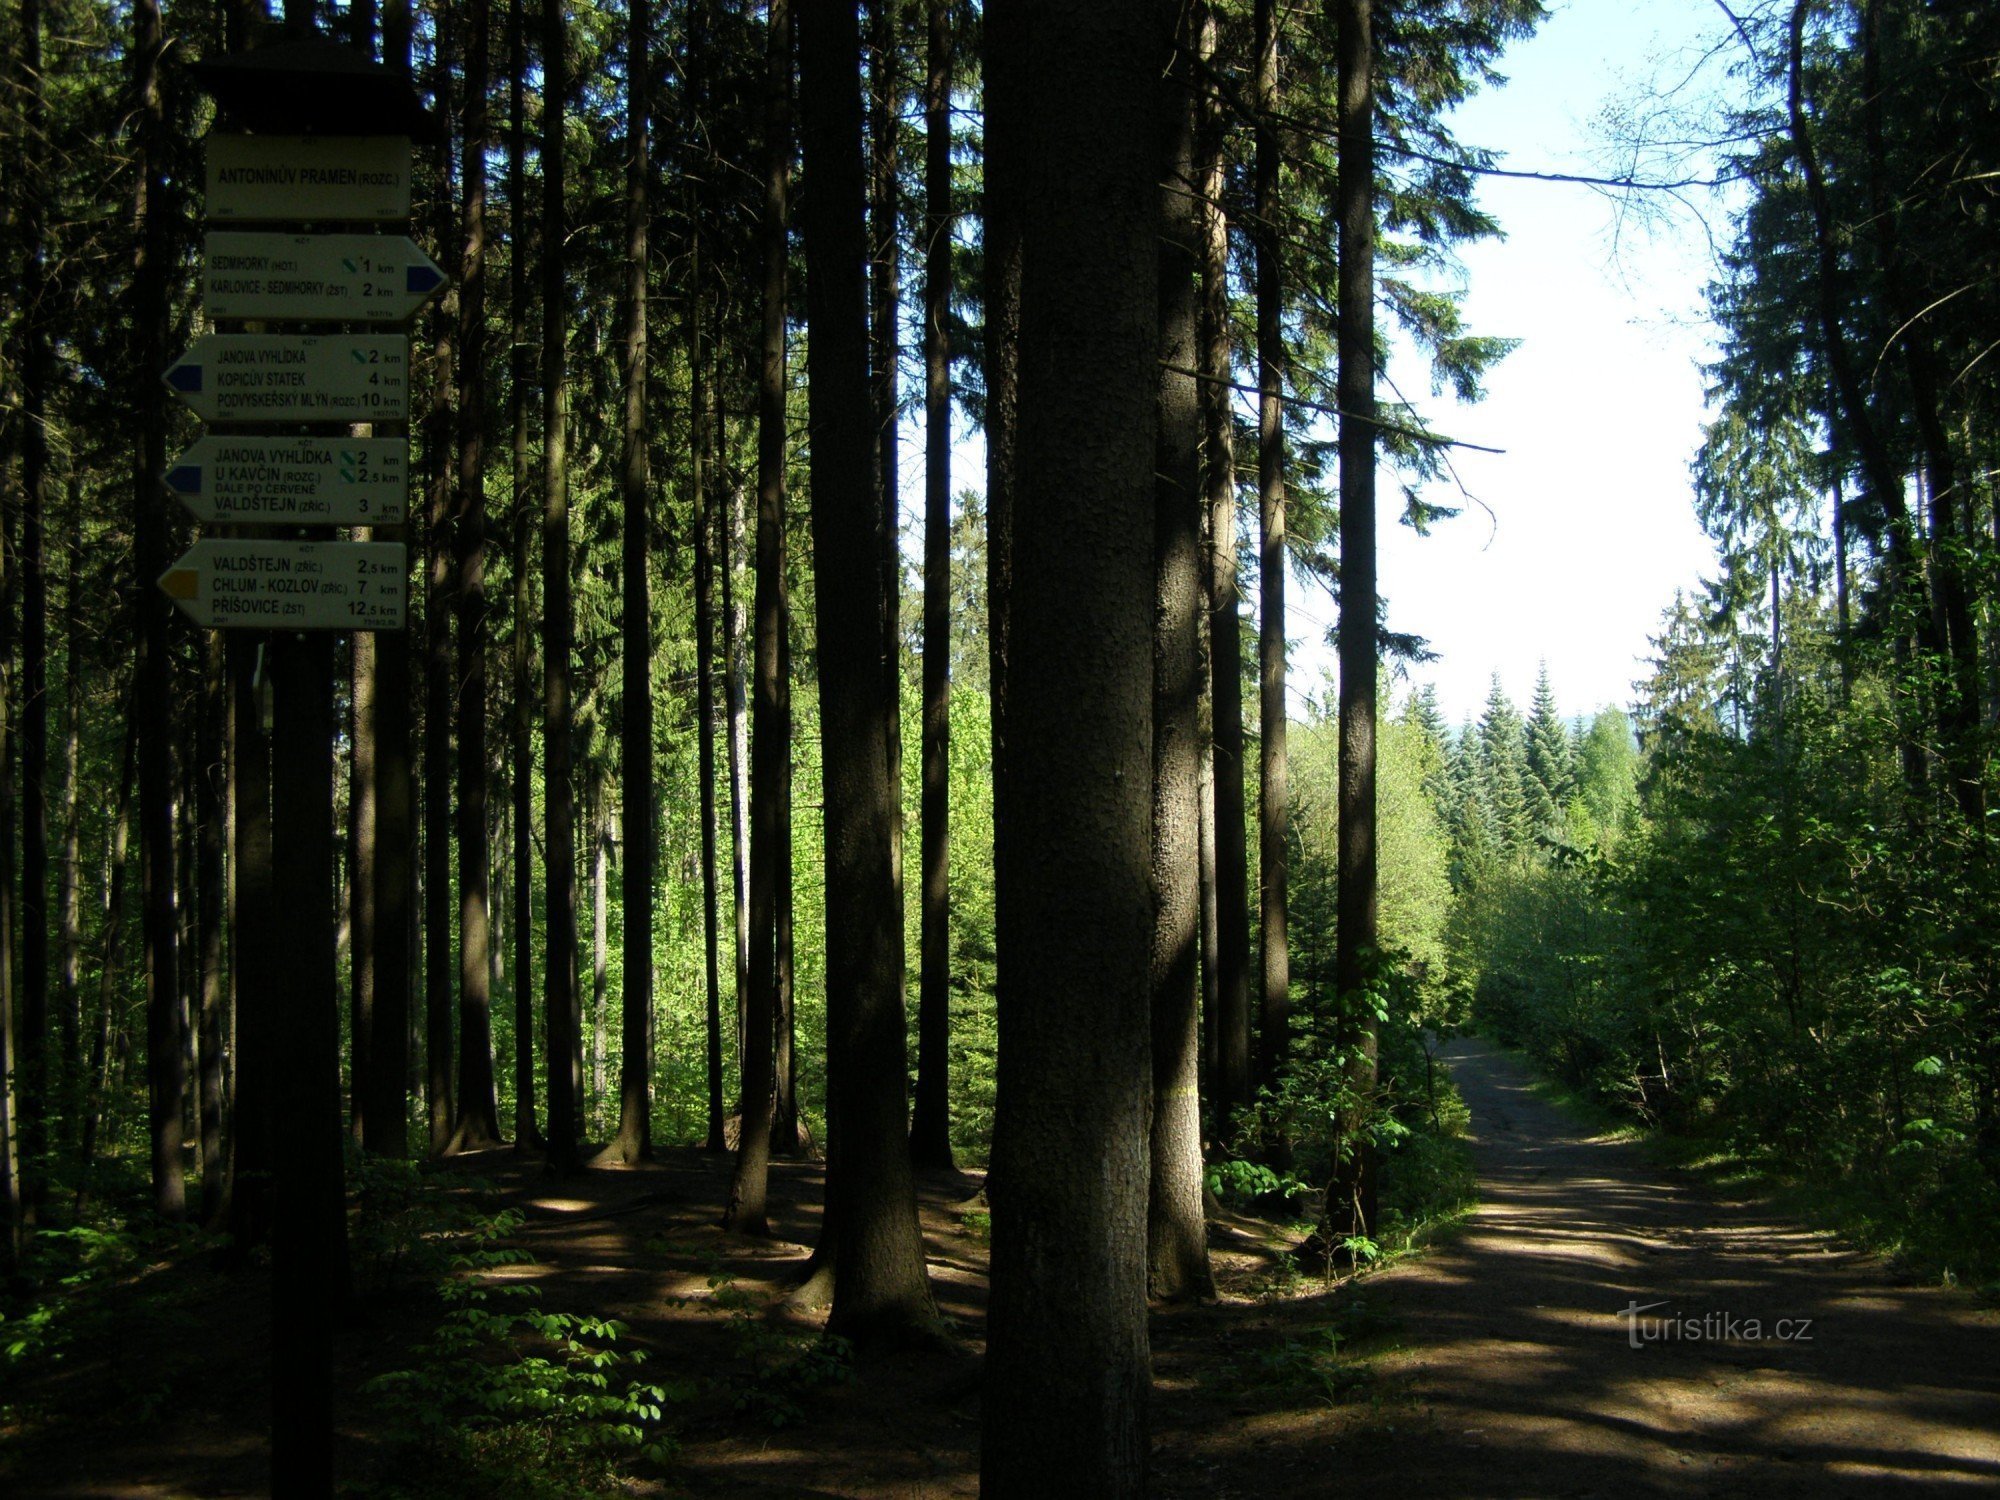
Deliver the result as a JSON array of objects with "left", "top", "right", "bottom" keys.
[
  {"left": 162, "top": 333, "right": 410, "bottom": 423},
  {"left": 179, "top": 42, "right": 437, "bottom": 1492},
  {"left": 204, "top": 232, "right": 446, "bottom": 322},
  {"left": 159, "top": 539, "right": 408, "bottom": 631},
  {"left": 162, "top": 435, "right": 408, "bottom": 524},
  {"left": 206, "top": 133, "right": 413, "bottom": 221}
]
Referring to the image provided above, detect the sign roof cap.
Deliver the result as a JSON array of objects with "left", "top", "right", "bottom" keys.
[{"left": 194, "top": 35, "right": 439, "bottom": 141}]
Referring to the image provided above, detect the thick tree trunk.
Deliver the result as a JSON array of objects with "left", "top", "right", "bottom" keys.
[
  {"left": 1150, "top": 15, "right": 1215, "bottom": 1305},
  {"left": 869, "top": 0, "right": 906, "bottom": 922},
  {"left": 724, "top": 0, "right": 789, "bottom": 1233},
  {"left": 507, "top": 0, "right": 539, "bottom": 1153},
  {"left": 981, "top": 1, "right": 1163, "bottom": 1488},
  {"left": 18, "top": 0, "right": 51, "bottom": 1226},
  {"left": 1198, "top": 1, "right": 1252, "bottom": 1123},
  {"left": 606, "top": 0, "right": 654, "bottom": 1164},
  {"left": 134, "top": 0, "right": 184, "bottom": 1221},
  {"left": 910, "top": 0, "right": 955, "bottom": 1171},
  {"left": 450, "top": 0, "right": 503, "bottom": 1153},
  {"left": 423, "top": 18, "right": 460, "bottom": 1156},
  {"left": 797, "top": 0, "right": 939, "bottom": 1344},
  {"left": 542, "top": 0, "right": 581, "bottom": 1175},
  {"left": 1253, "top": 0, "right": 1290, "bottom": 1101},
  {"left": 1328, "top": 0, "right": 1380, "bottom": 1250}
]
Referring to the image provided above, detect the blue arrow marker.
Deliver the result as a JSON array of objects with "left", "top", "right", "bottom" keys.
[
  {"left": 165, "top": 465, "right": 202, "bottom": 494},
  {"left": 166, "top": 360, "right": 203, "bottom": 393},
  {"left": 407, "top": 263, "right": 445, "bottom": 295}
]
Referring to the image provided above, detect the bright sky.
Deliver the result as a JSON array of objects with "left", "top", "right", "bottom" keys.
[{"left": 1288, "top": 0, "right": 1732, "bottom": 728}]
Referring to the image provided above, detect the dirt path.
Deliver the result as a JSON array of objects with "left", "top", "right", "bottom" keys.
[{"left": 1323, "top": 1037, "right": 2000, "bottom": 1497}]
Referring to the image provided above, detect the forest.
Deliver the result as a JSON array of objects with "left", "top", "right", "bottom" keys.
[{"left": 1, "top": 0, "right": 1997, "bottom": 1494}]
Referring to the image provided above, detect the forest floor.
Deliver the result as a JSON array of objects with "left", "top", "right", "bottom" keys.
[{"left": 8, "top": 1038, "right": 1999, "bottom": 1497}]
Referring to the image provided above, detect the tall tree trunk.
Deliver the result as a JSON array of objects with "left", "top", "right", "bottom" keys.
[
  {"left": 197, "top": 631, "right": 228, "bottom": 1223},
  {"left": 1149, "top": 12, "right": 1214, "bottom": 1305},
  {"left": 909, "top": 0, "right": 955, "bottom": 1172},
  {"left": 351, "top": 633, "right": 378, "bottom": 1147},
  {"left": 694, "top": 275, "right": 728, "bottom": 1156},
  {"left": 980, "top": 1, "right": 1162, "bottom": 1487},
  {"left": 607, "top": 0, "right": 654, "bottom": 1163},
  {"left": 76, "top": 711, "right": 136, "bottom": 1210},
  {"left": 424, "top": 14, "right": 460, "bottom": 1155},
  {"left": 1328, "top": 0, "right": 1380, "bottom": 1250},
  {"left": 591, "top": 782, "right": 610, "bottom": 1136},
  {"left": 18, "top": 0, "right": 51, "bottom": 1226},
  {"left": 507, "top": 0, "right": 539, "bottom": 1153},
  {"left": 542, "top": 0, "right": 581, "bottom": 1175},
  {"left": 773, "top": 574, "right": 798, "bottom": 1154},
  {"left": 724, "top": 0, "right": 789, "bottom": 1234},
  {"left": 448, "top": 0, "right": 503, "bottom": 1153},
  {"left": 1253, "top": 0, "right": 1289, "bottom": 1100},
  {"left": 1, "top": 427, "right": 17, "bottom": 1259},
  {"left": 366, "top": 0, "right": 418, "bottom": 1159},
  {"left": 869, "top": 0, "right": 906, "bottom": 952},
  {"left": 798, "top": 0, "right": 938, "bottom": 1343},
  {"left": 1198, "top": 0, "right": 1252, "bottom": 1123},
  {"left": 58, "top": 489, "right": 82, "bottom": 1145},
  {"left": 724, "top": 472, "right": 751, "bottom": 1097},
  {"left": 134, "top": 0, "right": 184, "bottom": 1220}
]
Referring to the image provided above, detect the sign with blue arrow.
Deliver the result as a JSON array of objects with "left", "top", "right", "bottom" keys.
[
  {"left": 162, "top": 435, "right": 407, "bottom": 525},
  {"left": 204, "top": 233, "right": 447, "bottom": 323},
  {"left": 162, "top": 334, "right": 409, "bottom": 423}
]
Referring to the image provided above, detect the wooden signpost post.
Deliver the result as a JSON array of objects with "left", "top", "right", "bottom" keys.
[{"left": 171, "top": 38, "right": 437, "bottom": 1493}]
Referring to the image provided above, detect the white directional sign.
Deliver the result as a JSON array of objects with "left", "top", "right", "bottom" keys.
[
  {"left": 163, "top": 436, "right": 407, "bottom": 525},
  {"left": 207, "top": 135, "right": 413, "bottom": 223},
  {"left": 159, "top": 540, "right": 407, "bottom": 631},
  {"left": 163, "top": 335, "right": 409, "bottom": 423},
  {"left": 204, "top": 233, "right": 446, "bottom": 323}
]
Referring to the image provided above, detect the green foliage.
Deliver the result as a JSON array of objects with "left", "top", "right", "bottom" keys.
[{"left": 354, "top": 1171, "right": 680, "bottom": 1497}]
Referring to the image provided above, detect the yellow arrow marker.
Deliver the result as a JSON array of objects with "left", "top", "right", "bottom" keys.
[{"left": 160, "top": 567, "right": 199, "bottom": 601}]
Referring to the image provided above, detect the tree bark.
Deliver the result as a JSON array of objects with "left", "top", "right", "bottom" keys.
[
  {"left": 18, "top": 0, "right": 51, "bottom": 1225},
  {"left": 1253, "top": 0, "right": 1290, "bottom": 1100},
  {"left": 542, "top": 0, "right": 581, "bottom": 1175},
  {"left": 507, "top": 0, "right": 539, "bottom": 1152},
  {"left": 693, "top": 258, "right": 729, "bottom": 1159},
  {"left": 724, "top": 472, "right": 751, "bottom": 1110},
  {"left": 724, "top": 0, "right": 790, "bottom": 1233},
  {"left": 980, "top": 1, "right": 1163, "bottom": 1487},
  {"left": 197, "top": 631, "right": 228, "bottom": 1222},
  {"left": 133, "top": 0, "right": 184, "bottom": 1220},
  {"left": 798, "top": 0, "right": 939, "bottom": 1344},
  {"left": 423, "top": 15, "right": 460, "bottom": 1156},
  {"left": 606, "top": 0, "right": 654, "bottom": 1163},
  {"left": 1199, "top": 0, "right": 1253, "bottom": 1123},
  {"left": 910, "top": 0, "right": 955, "bottom": 1171},
  {"left": 1328, "top": 0, "right": 1380, "bottom": 1248},
  {"left": 1150, "top": 12, "right": 1215, "bottom": 1306},
  {"left": 869, "top": 0, "right": 906, "bottom": 929}
]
